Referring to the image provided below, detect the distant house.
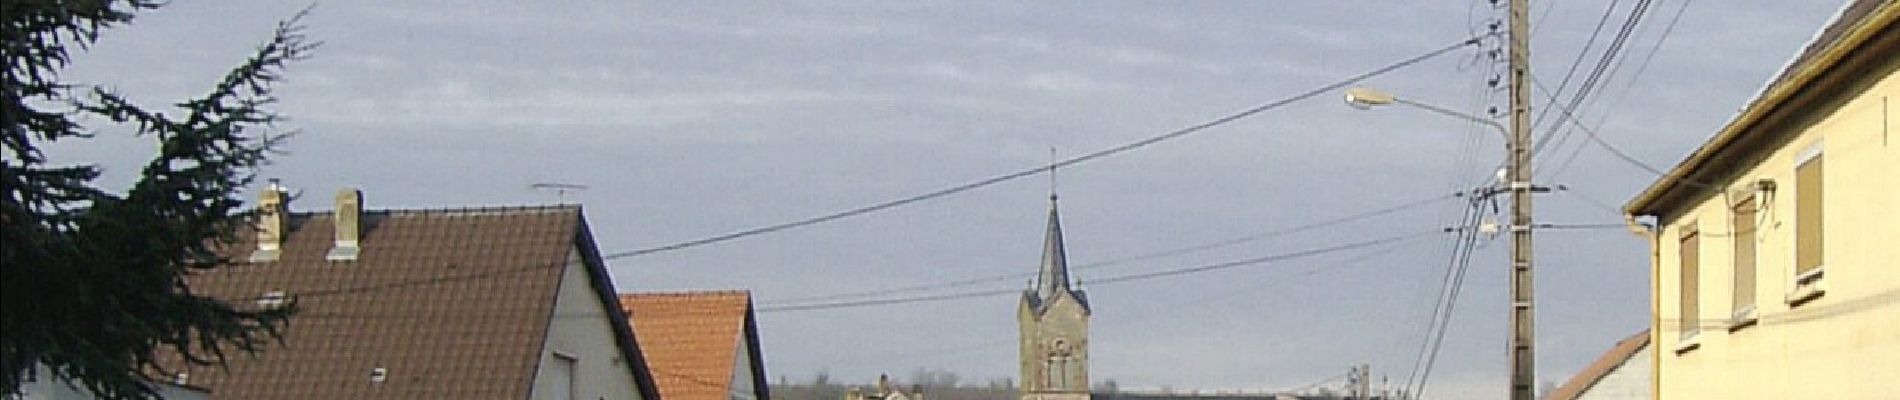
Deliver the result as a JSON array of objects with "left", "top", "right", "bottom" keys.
[
  {"left": 1622, "top": 0, "right": 1899, "bottom": 397},
  {"left": 619, "top": 291, "right": 770, "bottom": 400},
  {"left": 843, "top": 375, "right": 923, "bottom": 400},
  {"left": 1543, "top": 330, "right": 1650, "bottom": 400},
  {"left": 157, "top": 186, "right": 662, "bottom": 400}
]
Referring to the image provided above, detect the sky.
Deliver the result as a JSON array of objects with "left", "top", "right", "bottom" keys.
[{"left": 48, "top": 1, "right": 1845, "bottom": 399}]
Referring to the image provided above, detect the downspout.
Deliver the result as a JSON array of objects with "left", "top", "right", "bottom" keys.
[{"left": 1625, "top": 214, "right": 1661, "bottom": 400}]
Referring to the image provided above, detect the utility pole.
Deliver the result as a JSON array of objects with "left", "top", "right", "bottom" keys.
[{"left": 1506, "top": 0, "right": 1536, "bottom": 399}]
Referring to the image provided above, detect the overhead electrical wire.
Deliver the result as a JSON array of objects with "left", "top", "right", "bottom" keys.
[
  {"left": 260, "top": 193, "right": 1460, "bottom": 306},
  {"left": 1535, "top": 0, "right": 1664, "bottom": 172},
  {"left": 1406, "top": 194, "right": 1491, "bottom": 399},
  {"left": 811, "top": 238, "right": 1431, "bottom": 368},
  {"left": 599, "top": 36, "right": 1488, "bottom": 260},
  {"left": 1399, "top": 18, "right": 1504, "bottom": 390},
  {"left": 1401, "top": 193, "right": 1486, "bottom": 396},
  {"left": 1529, "top": 75, "right": 1714, "bottom": 189},
  {"left": 1528, "top": 0, "right": 1625, "bottom": 137},
  {"left": 1533, "top": 0, "right": 1655, "bottom": 157},
  {"left": 1558, "top": 185, "right": 1631, "bottom": 217},
  {"left": 1544, "top": 0, "right": 1698, "bottom": 181},
  {"left": 1531, "top": 0, "right": 1656, "bottom": 159},
  {"left": 755, "top": 230, "right": 1440, "bottom": 313},
  {"left": 766, "top": 192, "right": 1459, "bottom": 305}
]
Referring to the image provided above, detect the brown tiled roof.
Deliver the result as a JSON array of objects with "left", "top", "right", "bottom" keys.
[
  {"left": 163, "top": 205, "right": 658, "bottom": 399},
  {"left": 1543, "top": 330, "right": 1650, "bottom": 400},
  {"left": 620, "top": 291, "right": 767, "bottom": 400}
]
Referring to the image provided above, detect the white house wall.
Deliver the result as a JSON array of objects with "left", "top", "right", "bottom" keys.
[
  {"left": 728, "top": 331, "right": 757, "bottom": 400},
  {"left": 528, "top": 248, "right": 645, "bottom": 400}
]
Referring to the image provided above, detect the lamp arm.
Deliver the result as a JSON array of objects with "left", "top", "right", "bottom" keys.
[{"left": 1392, "top": 98, "right": 1510, "bottom": 141}]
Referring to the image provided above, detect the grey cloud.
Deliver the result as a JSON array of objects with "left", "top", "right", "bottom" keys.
[{"left": 49, "top": 1, "right": 1849, "bottom": 397}]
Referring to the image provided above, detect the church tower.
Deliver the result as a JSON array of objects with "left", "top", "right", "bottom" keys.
[{"left": 1019, "top": 195, "right": 1090, "bottom": 400}]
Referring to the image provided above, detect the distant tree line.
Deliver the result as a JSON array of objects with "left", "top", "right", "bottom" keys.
[
  {"left": 771, "top": 369, "right": 1011, "bottom": 400},
  {"left": 772, "top": 369, "right": 1126, "bottom": 400}
]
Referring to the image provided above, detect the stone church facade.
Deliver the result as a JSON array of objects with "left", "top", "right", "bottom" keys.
[{"left": 1018, "top": 197, "right": 1091, "bottom": 400}]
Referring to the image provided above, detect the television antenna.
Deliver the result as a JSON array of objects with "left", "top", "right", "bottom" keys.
[{"left": 530, "top": 182, "right": 590, "bottom": 202}]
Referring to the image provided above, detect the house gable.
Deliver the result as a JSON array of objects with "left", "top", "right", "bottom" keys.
[{"left": 527, "top": 244, "right": 653, "bottom": 400}]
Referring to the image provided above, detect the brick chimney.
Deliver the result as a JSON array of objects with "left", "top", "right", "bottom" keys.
[
  {"left": 249, "top": 181, "right": 289, "bottom": 262},
  {"left": 326, "top": 188, "right": 362, "bottom": 261}
]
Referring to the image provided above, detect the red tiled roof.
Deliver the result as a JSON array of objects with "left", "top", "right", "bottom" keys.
[
  {"left": 1544, "top": 330, "right": 1650, "bottom": 400},
  {"left": 162, "top": 205, "right": 656, "bottom": 399},
  {"left": 620, "top": 291, "right": 760, "bottom": 400}
]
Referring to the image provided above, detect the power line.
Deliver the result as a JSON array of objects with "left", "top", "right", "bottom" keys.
[
  {"left": 1539, "top": 0, "right": 1655, "bottom": 158},
  {"left": 1528, "top": 75, "right": 1717, "bottom": 190},
  {"left": 1087, "top": 231, "right": 1435, "bottom": 286},
  {"left": 767, "top": 192, "right": 1458, "bottom": 305},
  {"left": 253, "top": 193, "right": 1458, "bottom": 306},
  {"left": 1531, "top": 0, "right": 1656, "bottom": 159},
  {"left": 1544, "top": 0, "right": 1698, "bottom": 181},
  {"left": 1537, "top": 0, "right": 1670, "bottom": 178},
  {"left": 756, "top": 230, "right": 1439, "bottom": 313},
  {"left": 1408, "top": 195, "right": 1489, "bottom": 399},
  {"left": 1529, "top": 0, "right": 1624, "bottom": 137},
  {"left": 600, "top": 36, "right": 1487, "bottom": 260},
  {"left": 1081, "top": 193, "right": 1461, "bottom": 271},
  {"left": 811, "top": 236, "right": 1432, "bottom": 369},
  {"left": 1402, "top": 194, "right": 1488, "bottom": 396},
  {"left": 1557, "top": 185, "right": 1631, "bottom": 217}
]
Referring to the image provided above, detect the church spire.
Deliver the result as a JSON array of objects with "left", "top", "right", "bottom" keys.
[{"left": 1036, "top": 191, "right": 1072, "bottom": 301}]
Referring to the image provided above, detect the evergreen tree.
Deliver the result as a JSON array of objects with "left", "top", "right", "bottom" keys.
[{"left": 1, "top": 1, "right": 317, "bottom": 398}]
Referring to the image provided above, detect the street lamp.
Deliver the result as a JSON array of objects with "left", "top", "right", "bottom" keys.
[
  {"left": 1344, "top": 87, "right": 1508, "bottom": 143},
  {"left": 1345, "top": 86, "right": 1538, "bottom": 400}
]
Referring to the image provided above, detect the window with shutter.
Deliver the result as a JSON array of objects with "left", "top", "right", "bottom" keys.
[
  {"left": 1679, "top": 225, "right": 1701, "bottom": 341},
  {"left": 1795, "top": 155, "right": 1824, "bottom": 277},
  {"left": 1731, "top": 197, "right": 1758, "bottom": 327}
]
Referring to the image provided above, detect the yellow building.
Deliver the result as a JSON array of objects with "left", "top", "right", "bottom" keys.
[{"left": 1622, "top": 1, "right": 1898, "bottom": 398}]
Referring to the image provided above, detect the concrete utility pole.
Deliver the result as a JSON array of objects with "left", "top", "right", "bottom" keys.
[{"left": 1505, "top": 0, "right": 1536, "bottom": 399}]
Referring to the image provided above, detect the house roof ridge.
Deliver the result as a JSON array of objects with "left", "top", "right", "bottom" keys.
[
  {"left": 621, "top": 290, "right": 753, "bottom": 298},
  {"left": 281, "top": 203, "right": 581, "bottom": 216}
]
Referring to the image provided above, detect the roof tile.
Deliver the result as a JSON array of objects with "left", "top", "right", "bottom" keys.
[{"left": 620, "top": 291, "right": 755, "bottom": 400}]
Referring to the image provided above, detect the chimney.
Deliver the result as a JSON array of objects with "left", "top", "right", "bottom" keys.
[
  {"left": 249, "top": 181, "right": 289, "bottom": 262},
  {"left": 326, "top": 188, "right": 363, "bottom": 262}
]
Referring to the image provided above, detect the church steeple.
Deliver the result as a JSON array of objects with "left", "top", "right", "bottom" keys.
[
  {"left": 1018, "top": 189, "right": 1090, "bottom": 400},
  {"left": 1035, "top": 196, "right": 1071, "bottom": 302}
]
